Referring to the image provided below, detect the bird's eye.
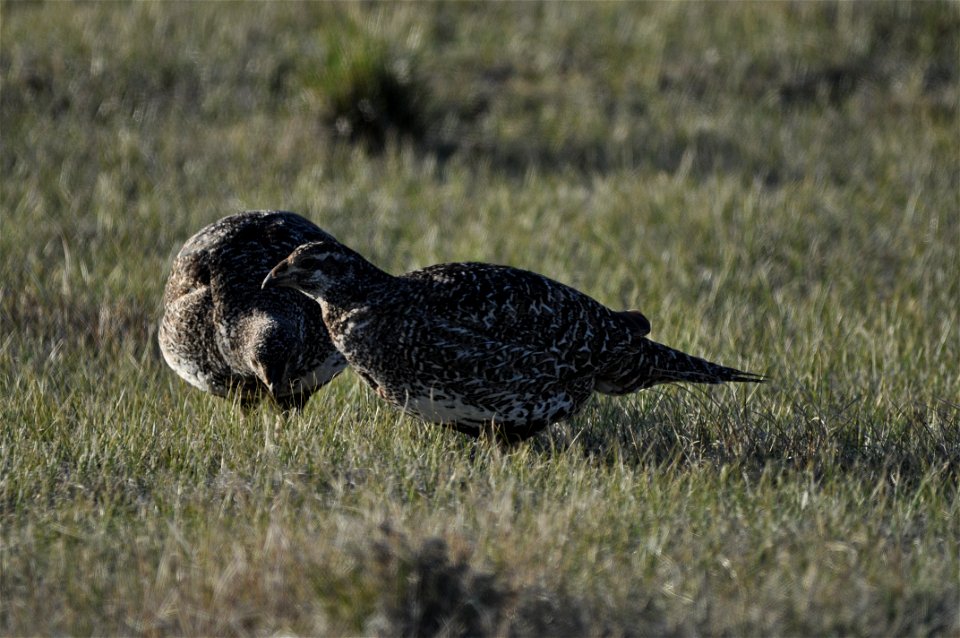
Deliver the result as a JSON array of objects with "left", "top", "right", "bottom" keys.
[{"left": 300, "top": 254, "right": 330, "bottom": 268}]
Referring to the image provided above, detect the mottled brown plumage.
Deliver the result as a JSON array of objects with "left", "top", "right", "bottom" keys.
[
  {"left": 159, "top": 211, "right": 347, "bottom": 409},
  {"left": 263, "top": 240, "right": 763, "bottom": 439}
]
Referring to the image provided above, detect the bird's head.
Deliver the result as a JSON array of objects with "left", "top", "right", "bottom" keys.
[{"left": 262, "top": 240, "right": 386, "bottom": 305}]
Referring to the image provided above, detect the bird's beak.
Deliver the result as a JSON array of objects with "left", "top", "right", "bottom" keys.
[{"left": 261, "top": 260, "right": 290, "bottom": 290}]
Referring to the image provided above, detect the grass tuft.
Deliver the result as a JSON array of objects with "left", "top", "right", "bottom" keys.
[{"left": 305, "top": 29, "right": 429, "bottom": 152}]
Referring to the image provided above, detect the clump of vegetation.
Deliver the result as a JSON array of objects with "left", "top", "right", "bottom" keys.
[
  {"left": 364, "top": 526, "right": 507, "bottom": 636},
  {"left": 361, "top": 524, "right": 616, "bottom": 636},
  {"left": 311, "top": 35, "right": 428, "bottom": 151}
]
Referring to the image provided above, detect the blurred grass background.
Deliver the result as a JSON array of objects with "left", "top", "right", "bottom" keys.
[{"left": 1, "top": 1, "right": 958, "bottom": 635}]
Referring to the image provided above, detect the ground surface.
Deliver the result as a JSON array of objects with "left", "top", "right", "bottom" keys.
[{"left": 1, "top": 2, "right": 958, "bottom": 635}]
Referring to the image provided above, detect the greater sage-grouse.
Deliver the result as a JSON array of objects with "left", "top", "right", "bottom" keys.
[
  {"left": 262, "top": 241, "right": 763, "bottom": 439},
  {"left": 159, "top": 211, "right": 347, "bottom": 410}
]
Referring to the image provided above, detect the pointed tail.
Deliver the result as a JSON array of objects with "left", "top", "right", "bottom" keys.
[{"left": 595, "top": 339, "right": 765, "bottom": 395}]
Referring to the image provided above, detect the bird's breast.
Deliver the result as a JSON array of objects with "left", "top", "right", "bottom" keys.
[{"left": 325, "top": 306, "right": 377, "bottom": 354}]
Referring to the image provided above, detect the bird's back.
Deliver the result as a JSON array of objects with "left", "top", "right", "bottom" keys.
[{"left": 401, "top": 262, "right": 643, "bottom": 353}]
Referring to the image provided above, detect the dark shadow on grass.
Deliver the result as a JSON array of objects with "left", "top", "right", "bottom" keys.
[
  {"left": 438, "top": 126, "right": 790, "bottom": 186},
  {"left": 355, "top": 522, "right": 671, "bottom": 638},
  {"left": 529, "top": 384, "right": 960, "bottom": 489}
]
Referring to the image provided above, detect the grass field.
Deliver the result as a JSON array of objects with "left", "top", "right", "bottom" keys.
[{"left": 2, "top": 2, "right": 958, "bottom": 635}]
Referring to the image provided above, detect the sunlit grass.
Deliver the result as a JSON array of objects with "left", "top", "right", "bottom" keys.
[{"left": 1, "top": 1, "right": 957, "bottom": 634}]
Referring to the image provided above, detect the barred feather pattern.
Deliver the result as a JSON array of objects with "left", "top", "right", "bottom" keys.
[{"left": 159, "top": 211, "right": 347, "bottom": 409}]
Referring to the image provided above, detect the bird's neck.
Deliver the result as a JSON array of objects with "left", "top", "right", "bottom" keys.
[{"left": 312, "top": 270, "right": 394, "bottom": 312}]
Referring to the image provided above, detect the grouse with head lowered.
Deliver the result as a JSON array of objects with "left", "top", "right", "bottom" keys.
[
  {"left": 262, "top": 240, "right": 763, "bottom": 439},
  {"left": 159, "top": 211, "right": 347, "bottom": 410}
]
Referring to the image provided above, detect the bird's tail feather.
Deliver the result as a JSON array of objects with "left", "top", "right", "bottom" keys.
[{"left": 595, "top": 339, "right": 764, "bottom": 395}]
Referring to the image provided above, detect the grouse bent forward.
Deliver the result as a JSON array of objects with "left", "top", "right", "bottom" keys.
[
  {"left": 159, "top": 211, "right": 347, "bottom": 409},
  {"left": 263, "top": 241, "right": 762, "bottom": 439}
]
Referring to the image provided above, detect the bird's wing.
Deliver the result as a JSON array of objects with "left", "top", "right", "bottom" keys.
[
  {"left": 400, "top": 263, "right": 645, "bottom": 373},
  {"left": 400, "top": 317, "right": 591, "bottom": 391}
]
